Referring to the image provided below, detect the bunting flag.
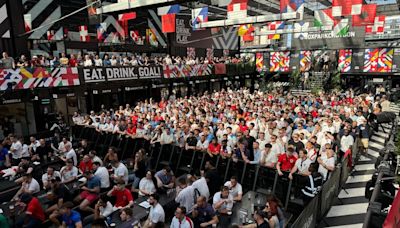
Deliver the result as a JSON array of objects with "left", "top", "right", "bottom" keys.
[
  {"left": 352, "top": 4, "right": 376, "bottom": 26},
  {"left": 187, "top": 47, "right": 196, "bottom": 59},
  {"left": 238, "top": 24, "right": 252, "bottom": 36},
  {"left": 332, "top": 0, "right": 362, "bottom": 17},
  {"left": 46, "top": 30, "right": 54, "bottom": 41},
  {"left": 256, "top": 53, "right": 263, "bottom": 72},
  {"left": 364, "top": 48, "right": 393, "bottom": 72},
  {"left": 206, "top": 48, "right": 214, "bottom": 60},
  {"left": 338, "top": 49, "right": 352, "bottom": 72},
  {"left": 97, "top": 22, "right": 107, "bottom": 41},
  {"left": 267, "top": 21, "right": 285, "bottom": 39},
  {"left": 118, "top": 12, "right": 136, "bottom": 21},
  {"left": 239, "top": 24, "right": 254, "bottom": 41},
  {"left": 130, "top": 30, "right": 143, "bottom": 45},
  {"left": 146, "top": 29, "right": 158, "bottom": 47},
  {"left": 24, "top": 14, "right": 32, "bottom": 32},
  {"left": 270, "top": 51, "right": 290, "bottom": 72},
  {"left": 192, "top": 7, "right": 208, "bottom": 30},
  {"left": 314, "top": 8, "right": 335, "bottom": 27},
  {"left": 227, "top": 0, "right": 247, "bottom": 20},
  {"left": 299, "top": 50, "right": 312, "bottom": 72},
  {"left": 157, "top": 4, "right": 180, "bottom": 16},
  {"left": 161, "top": 13, "right": 176, "bottom": 33},
  {"left": 280, "top": 0, "right": 304, "bottom": 19},
  {"left": 294, "top": 22, "right": 309, "bottom": 39},
  {"left": 333, "top": 18, "right": 350, "bottom": 36},
  {"left": 366, "top": 15, "right": 385, "bottom": 34},
  {"left": 79, "top": 25, "right": 90, "bottom": 42}
]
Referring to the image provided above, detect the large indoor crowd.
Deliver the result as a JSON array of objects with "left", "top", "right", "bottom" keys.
[
  {"left": 0, "top": 51, "right": 252, "bottom": 69},
  {"left": 0, "top": 86, "right": 390, "bottom": 228}
]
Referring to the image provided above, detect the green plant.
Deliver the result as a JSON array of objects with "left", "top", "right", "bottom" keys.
[
  {"left": 291, "top": 69, "right": 301, "bottom": 89},
  {"left": 331, "top": 71, "right": 342, "bottom": 91}
]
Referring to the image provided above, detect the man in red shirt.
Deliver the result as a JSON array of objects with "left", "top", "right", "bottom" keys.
[
  {"left": 276, "top": 147, "right": 297, "bottom": 176},
  {"left": 17, "top": 193, "right": 45, "bottom": 227},
  {"left": 107, "top": 180, "right": 134, "bottom": 209},
  {"left": 78, "top": 155, "right": 93, "bottom": 173},
  {"left": 207, "top": 138, "right": 221, "bottom": 157}
]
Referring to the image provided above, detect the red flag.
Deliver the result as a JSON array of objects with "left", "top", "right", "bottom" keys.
[
  {"left": 215, "top": 64, "right": 226, "bottom": 75},
  {"left": 383, "top": 189, "right": 400, "bottom": 228},
  {"left": 352, "top": 4, "right": 376, "bottom": 26},
  {"left": 118, "top": 12, "right": 136, "bottom": 21},
  {"left": 162, "top": 14, "right": 176, "bottom": 33},
  {"left": 243, "top": 26, "right": 254, "bottom": 41}
]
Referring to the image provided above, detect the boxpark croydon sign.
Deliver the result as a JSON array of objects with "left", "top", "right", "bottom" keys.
[{"left": 81, "top": 66, "right": 163, "bottom": 83}]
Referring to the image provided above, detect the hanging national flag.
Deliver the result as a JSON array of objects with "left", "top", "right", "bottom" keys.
[
  {"left": 238, "top": 24, "right": 252, "bottom": 36},
  {"left": 242, "top": 25, "right": 254, "bottom": 41},
  {"left": 227, "top": 0, "right": 247, "bottom": 20},
  {"left": 294, "top": 22, "right": 309, "bottom": 39},
  {"left": 97, "top": 23, "right": 107, "bottom": 41},
  {"left": 118, "top": 12, "right": 136, "bottom": 21},
  {"left": 79, "top": 26, "right": 90, "bottom": 42},
  {"left": 338, "top": 49, "right": 352, "bottom": 72},
  {"left": 366, "top": 15, "right": 385, "bottom": 34},
  {"left": 332, "top": 0, "right": 362, "bottom": 17},
  {"left": 157, "top": 4, "right": 180, "bottom": 16},
  {"left": 162, "top": 14, "right": 176, "bottom": 33},
  {"left": 146, "top": 29, "right": 158, "bottom": 47},
  {"left": 256, "top": 53, "right": 264, "bottom": 72},
  {"left": 130, "top": 30, "right": 143, "bottom": 44},
  {"left": 352, "top": 4, "right": 377, "bottom": 26},
  {"left": 192, "top": 7, "right": 208, "bottom": 31},
  {"left": 280, "top": 0, "right": 304, "bottom": 19},
  {"left": 47, "top": 30, "right": 55, "bottom": 41},
  {"left": 24, "top": 14, "right": 32, "bottom": 32}
]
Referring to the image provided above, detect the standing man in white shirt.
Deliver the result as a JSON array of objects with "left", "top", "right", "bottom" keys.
[
  {"left": 189, "top": 173, "right": 210, "bottom": 200},
  {"left": 224, "top": 176, "right": 243, "bottom": 202},
  {"left": 340, "top": 129, "right": 354, "bottom": 160},
  {"left": 10, "top": 135, "right": 23, "bottom": 165},
  {"left": 318, "top": 149, "right": 335, "bottom": 181},
  {"left": 175, "top": 177, "right": 195, "bottom": 213}
]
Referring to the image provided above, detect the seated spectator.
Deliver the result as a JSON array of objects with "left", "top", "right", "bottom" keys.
[
  {"left": 155, "top": 166, "right": 175, "bottom": 190},
  {"left": 196, "top": 135, "right": 209, "bottom": 152},
  {"left": 171, "top": 206, "right": 194, "bottom": 228},
  {"left": 59, "top": 53, "right": 69, "bottom": 66},
  {"left": 93, "top": 161, "right": 110, "bottom": 190},
  {"left": 224, "top": 176, "right": 243, "bottom": 202},
  {"left": 207, "top": 138, "right": 221, "bottom": 158},
  {"left": 110, "top": 159, "right": 129, "bottom": 185},
  {"left": 13, "top": 174, "right": 40, "bottom": 200},
  {"left": 79, "top": 155, "right": 93, "bottom": 173},
  {"left": 301, "top": 164, "right": 323, "bottom": 204},
  {"left": 93, "top": 195, "right": 113, "bottom": 223},
  {"left": 129, "top": 150, "right": 147, "bottom": 189},
  {"left": 74, "top": 171, "right": 101, "bottom": 213},
  {"left": 56, "top": 137, "right": 72, "bottom": 155},
  {"left": 59, "top": 202, "right": 83, "bottom": 228},
  {"left": 107, "top": 180, "right": 134, "bottom": 209},
  {"left": 288, "top": 149, "right": 312, "bottom": 180},
  {"left": 89, "top": 150, "right": 103, "bottom": 166},
  {"left": 118, "top": 207, "right": 137, "bottom": 228},
  {"left": 241, "top": 209, "right": 269, "bottom": 228},
  {"left": 192, "top": 196, "right": 218, "bottom": 228},
  {"left": 160, "top": 127, "right": 174, "bottom": 145},
  {"left": 175, "top": 177, "right": 195, "bottom": 213},
  {"left": 264, "top": 199, "right": 280, "bottom": 228},
  {"left": 48, "top": 177, "right": 73, "bottom": 224},
  {"left": 317, "top": 149, "right": 335, "bottom": 181},
  {"left": 276, "top": 147, "right": 296, "bottom": 176},
  {"left": 143, "top": 194, "right": 165, "bottom": 228},
  {"left": 42, "top": 166, "right": 61, "bottom": 189},
  {"left": 233, "top": 142, "right": 250, "bottom": 163},
  {"left": 137, "top": 170, "right": 156, "bottom": 197},
  {"left": 60, "top": 159, "right": 78, "bottom": 184},
  {"left": 33, "top": 138, "right": 50, "bottom": 161},
  {"left": 60, "top": 143, "right": 77, "bottom": 166},
  {"left": 104, "top": 147, "right": 119, "bottom": 165},
  {"left": 219, "top": 139, "right": 232, "bottom": 159},
  {"left": 16, "top": 193, "right": 45, "bottom": 228},
  {"left": 213, "top": 186, "right": 233, "bottom": 215},
  {"left": 185, "top": 131, "right": 198, "bottom": 150}
]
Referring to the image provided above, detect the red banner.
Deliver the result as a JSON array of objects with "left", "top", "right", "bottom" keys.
[
  {"left": 383, "top": 191, "right": 400, "bottom": 228},
  {"left": 352, "top": 4, "right": 376, "bottom": 26},
  {"left": 162, "top": 14, "right": 176, "bottom": 33},
  {"left": 215, "top": 64, "right": 226, "bottom": 75}
]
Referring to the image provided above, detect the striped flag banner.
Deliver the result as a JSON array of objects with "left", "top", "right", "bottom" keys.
[
  {"left": 227, "top": 0, "right": 247, "bottom": 20},
  {"left": 157, "top": 4, "right": 180, "bottom": 16}
]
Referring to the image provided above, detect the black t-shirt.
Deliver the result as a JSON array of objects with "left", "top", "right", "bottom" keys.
[
  {"left": 288, "top": 139, "right": 304, "bottom": 153},
  {"left": 257, "top": 221, "right": 270, "bottom": 228},
  {"left": 53, "top": 184, "right": 73, "bottom": 203},
  {"left": 135, "top": 160, "right": 147, "bottom": 178},
  {"left": 35, "top": 145, "right": 50, "bottom": 159},
  {"left": 186, "top": 136, "right": 198, "bottom": 147},
  {"left": 205, "top": 168, "right": 221, "bottom": 196}
]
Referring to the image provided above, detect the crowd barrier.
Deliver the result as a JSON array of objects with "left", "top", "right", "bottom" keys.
[
  {"left": 72, "top": 124, "right": 374, "bottom": 227},
  {"left": 0, "top": 63, "right": 256, "bottom": 91}
]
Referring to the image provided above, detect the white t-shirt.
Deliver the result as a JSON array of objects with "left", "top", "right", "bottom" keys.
[
  {"left": 24, "top": 178, "right": 40, "bottom": 194},
  {"left": 294, "top": 158, "right": 312, "bottom": 174},
  {"left": 100, "top": 201, "right": 114, "bottom": 217},
  {"left": 196, "top": 140, "right": 209, "bottom": 150},
  {"left": 10, "top": 141, "right": 23, "bottom": 159},
  {"left": 139, "top": 178, "right": 156, "bottom": 196},
  {"left": 21, "top": 144, "right": 30, "bottom": 158},
  {"left": 60, "top": 166, "right": 78, "bottom": 182},
  {"left": 175, "top": 186, "right": 195, "bottom": 213},
  {"left": 42, "top": 171, "right": 61, "bottom": 185},
  {"left": 66, "top": 149, "right": 77, "bottom": 166},
  {"left": 318, "top": 156, "right": 335, "bottom": 180},
  {"left": 192, "top": 177, "right": 210, "bottom": 200},
  {"left": 114, "top": 163, "right": 129, "bottom": 184},
  {"left": 170, "top": 216, "right": 194, "bottom": 228},
  {"left": 340, "top": 135, "right": 354, "bottom": 153},
  {"left": 212, "top": 192, "right": 233, "bottom": 212},
  {"left": 94, "top": 167, "right": 110, "bottom": 188},
  {"left": 149, "top": 203, "right": 165, "bottom": 223},
  {"left": 224, "top": 181, "right": 243, "bottom": 198}
]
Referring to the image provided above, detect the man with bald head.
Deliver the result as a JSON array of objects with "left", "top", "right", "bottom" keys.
[{"left": 192, "top": 196, "right": 218, "bottom": 228}]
